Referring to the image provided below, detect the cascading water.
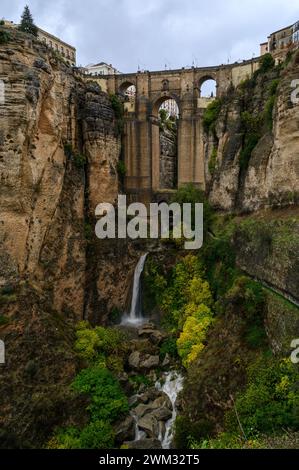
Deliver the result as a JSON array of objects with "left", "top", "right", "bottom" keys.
[
  {"left": 120, "top": 253, "right": 184, "bottom": 449},
  {"left": 122, "top": 253, "right": 148, "bottom": 326},
  {"left": 156, "top": 371, "right": 184, "bottom": 449}
]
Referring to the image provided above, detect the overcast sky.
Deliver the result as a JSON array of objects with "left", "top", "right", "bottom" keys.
[{"left": 2, "top": 0, "right": 299, "bottom": 72}]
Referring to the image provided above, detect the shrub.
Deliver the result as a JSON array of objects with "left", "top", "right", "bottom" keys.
[
  {"left": 245, "top": 324, "right": 267, "bottom": 349},
  {"left": 208, "top": 147, "right": 218, "bottom": 175},
  {"left": 49, "top": 421, "right": 115, "bottom": 449},
  {"left": 268, "top": 79, "right": 280, "bottom": 96},
  {"left": 259, "top": 53, "right": 275, "bottom": 73},
  {"left": 79, "top": 420, "right": 115, "bottom": 449},
  {"left": 225, "top": 276, "right": 265, "bottom": 319},
  {"left": 74, "top": 323, "right": 102, "bottom": 361},
  {"left": 74, "top": 321, "right": 126, "bottom": 363},
  {"left": 264, "top": 95, "right": 276, "bottom": 130},
  {"left": 160, "top": 337, "right": 179, "bottom": 359},
  {"left": 110, "top": 94, "right": 124, "bottom": 134},
  {"left": 174, "top": 416, "right": 214, "bottom": 449},
  {"left": 143, "top": 257, "right": 167, "bottom": 312},
  {"left": 84, "top": 223, "right": 93, "bottom": 242},
  {"left": 171, "top": 183, "right": 214, "bottom": 233},
  {"left": 203, "top": 99, "right": 222, "bottom": 134},
  {"left": 0, "top": 30, "right": 10, "bottom": 44},
  {"left": 130, "top": 374, "right": 152, "bottom": 388},
  {"left": 226, "top": 357, "right": 299, "bottom": 437},
  {"left": 64, "top": 143, "right": 73, "bottom": 158},
  {"left": 48, "top": 427, "right": 81, "bottom": 449},
  {"left": 0, "top": 315, "right": 9, "bottom": 326},
  {"left": 239, "top": 111, "right": 263, "bottom": 171},
  {"left": 72, "top": 366, "right": 129, "bottom": 422},
  {"left": 73, "top": 153, "right": 86, "bottom": 169}
]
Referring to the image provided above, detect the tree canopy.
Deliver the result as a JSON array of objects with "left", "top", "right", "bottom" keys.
[{"left": 18, "top": 5, "right": 38, "bottom": 37}]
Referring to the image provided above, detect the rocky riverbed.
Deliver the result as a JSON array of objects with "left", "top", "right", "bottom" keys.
[{"left": 112, "top": 323, "right": 184, "bottom": 449}]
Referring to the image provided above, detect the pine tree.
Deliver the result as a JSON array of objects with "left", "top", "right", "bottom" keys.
[{"left": 18, "top": 5, "right": 38, "bottom": 37}]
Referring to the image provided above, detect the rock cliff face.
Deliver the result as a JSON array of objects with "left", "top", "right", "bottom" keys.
[
  {"left": 206, "top": 52, "right": 299, "bottom": 212},
  {"left": 0, "top": 29, "right": 123, "bottom": 315},
  {"left": 0, "top": 28, "right": 124, "bottom": 446},
  {"left": 159, "top": 127, "right": 177, "bottom": 189}
]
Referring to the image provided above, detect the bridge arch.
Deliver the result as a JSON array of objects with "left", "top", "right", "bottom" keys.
[
  {"left": 151, "top": 93, "right": 181, "bottom": 118},
  {"left": 196, "top": 74, "right": 218, "bottom": 98},
  {"left": 119, "top": 80, "right": 136, "bottom": 94}
]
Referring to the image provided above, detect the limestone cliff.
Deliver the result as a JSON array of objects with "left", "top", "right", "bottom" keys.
[
  {"left": 159, "top": 127, "right": 177, "bottom": 190},
  {"left": 0, "top": 27, "right": 122, "bottom": 446},
  {"left": 205, "top": 52, "right": 299, "bottom": 212}
]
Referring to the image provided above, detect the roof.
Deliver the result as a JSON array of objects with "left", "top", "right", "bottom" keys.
[{"left": 270, "top": 24, "right": 293, "bottom": 36}]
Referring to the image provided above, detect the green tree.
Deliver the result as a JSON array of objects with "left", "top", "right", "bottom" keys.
[{"left": 18, "top": 6, "right": 38, "bottom": 37}]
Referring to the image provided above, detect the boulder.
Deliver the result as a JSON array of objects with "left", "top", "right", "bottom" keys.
[
  {"left": 139, "top": 388, "right": 162, "bottom": 404},
  {"left": 128, "top": 394, "right": 139, "bottom": 407},
  {"left": 140, "top": 354, "right": 159, "bottom": 370},
  {"left": 148, "top": 370, "right": 158, "bottom": 382},
  {"left": 118, "top": 372, "right": 134, "bottom": 395},
  {"left": 128, "top": 351, "right": 160, "bottom": 372},
  {"left": 129, "top": 339, "right": 158, "bottom": 355},
  {"left": 124, "top": 439, "right": 162, "bottom": 449},
  {"left": 162, "top": 353, "right": 171, "bottom": 367},
  {"left": 153, "top": 407, "right": 172, "bottom": 422},
  {"left": 128, "top": 351, "right": 141, "bottom": 369},
  {"left": 152, "top": 393, "right": 172, "bottom": 411},
  {"left": 138, "top": 324, "right": 167, "bottom": 345},
  {"left": 134, "top": 403, "right": 155, "bottom": 419},
  {"left": 138, "top": 413, "right": 159, "bottom": 438},
  {"left": 114, "top": 415, "right": 135, "bottom": 444}
]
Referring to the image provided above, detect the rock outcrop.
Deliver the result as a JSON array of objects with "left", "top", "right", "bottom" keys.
[{"left": 206, "top": 52, "right": 299, "bottom": 212}]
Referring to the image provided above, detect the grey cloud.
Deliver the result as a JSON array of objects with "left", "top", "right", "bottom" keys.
[{"left": 1, "top": 0, "right": 299, "bottom": 71}]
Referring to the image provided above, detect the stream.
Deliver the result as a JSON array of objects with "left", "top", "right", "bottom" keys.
[
  {"left": 120, "top": 254, "right": 184, "bottom": 449},
  {"left": 155, "top": 371, "right": 184, "bottom": 449}
]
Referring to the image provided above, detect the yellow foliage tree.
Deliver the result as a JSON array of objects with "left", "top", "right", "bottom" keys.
[{"left": 177, "top": 304, "right": 214, "bottom": 367}]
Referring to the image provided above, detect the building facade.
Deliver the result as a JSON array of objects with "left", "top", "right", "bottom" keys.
[
  {"left": 84, "top": 62, "right": 120, "bottom": 76},
  {"left": 37, "top": 28, "right": 76, "bottom": 66},
  {"left": 260, "top": 20, "right": 299, "bottom": 56}
]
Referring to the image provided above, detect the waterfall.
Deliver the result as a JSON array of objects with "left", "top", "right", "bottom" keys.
[
  {"left": 122, "top": 253, "right": 148, "bottom": 326},
  {"left": 156, "top": 371, "right": 184, "bottom": 449}
]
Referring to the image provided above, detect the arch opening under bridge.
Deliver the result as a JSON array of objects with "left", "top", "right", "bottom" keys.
[{"left": 153, "top": 95, "right": 180, "bottom": 190}]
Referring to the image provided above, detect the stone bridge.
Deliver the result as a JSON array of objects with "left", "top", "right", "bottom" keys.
[{"left": 105, "top": 59, "right": 260, "bottom": 202}]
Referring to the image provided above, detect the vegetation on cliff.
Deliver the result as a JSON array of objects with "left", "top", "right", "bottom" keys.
[{"left": 48, "top": 322, "right": 129, "bottom": 449}]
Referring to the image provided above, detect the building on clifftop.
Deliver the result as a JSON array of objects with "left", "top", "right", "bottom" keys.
[{"left": 1, "top": 19, "right": 76, "bottom": 66}]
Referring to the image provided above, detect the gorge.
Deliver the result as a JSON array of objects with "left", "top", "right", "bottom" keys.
[{"left": 0, "top": 24, "right": 299, "bottom": 450}]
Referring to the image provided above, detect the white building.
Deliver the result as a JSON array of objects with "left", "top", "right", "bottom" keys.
[{"left": 84, "top": 62, "right": 120, "bottom": 76}]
